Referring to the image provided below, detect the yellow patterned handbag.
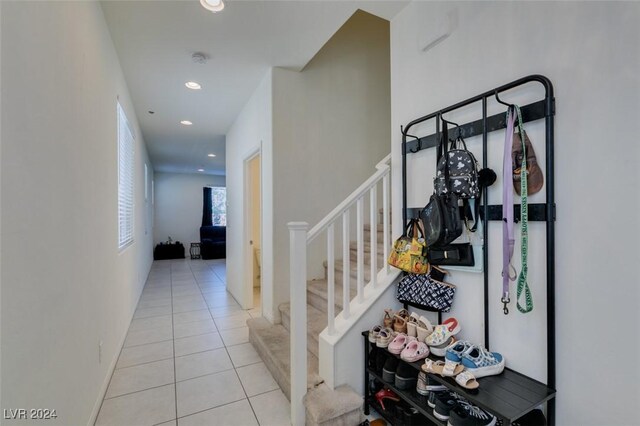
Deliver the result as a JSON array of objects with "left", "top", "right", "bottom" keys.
[{"left": 388, "top": 219, "right": 430, "bottom": 274}]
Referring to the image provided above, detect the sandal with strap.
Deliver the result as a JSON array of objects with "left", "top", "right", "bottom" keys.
[
  {"left": 393, "top": 314, "right": 408, "bottom": 334},
  {"left": 455, "top": 370, "right": 479, "bottom": 390},
  {"left": 442, "top": 358, "right": 464, "bottom": 377},
  {"left": 425, "top": 317, "right": 461, "bottom": 346},
  {"left": 383, "top": 309, "right": 394, "bottom": 328},
  {"left": 422, "top": 359, "right": 446, "bottom": 375}
]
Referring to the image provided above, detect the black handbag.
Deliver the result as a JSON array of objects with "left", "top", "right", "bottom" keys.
[
  {"left": 425, "top": 243, "right": 474, "bottom": 266},
  {"left": 396, "top": 273, "right": 456, "bottom": 312},
  {"left": 421, "top": 120, "right": 463, "bottom": 247},
  {"left": 421, "top": 192, "right": 462, "bottom": 247}
]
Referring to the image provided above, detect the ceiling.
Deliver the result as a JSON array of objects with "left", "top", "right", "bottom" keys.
[{"left": 101, "top": 0, "right": 407, "bottom": 176}]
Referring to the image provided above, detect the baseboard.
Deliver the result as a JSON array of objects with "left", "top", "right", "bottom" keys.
[{"left": 86, "top": 264, "right": 151, "bottom": 426}]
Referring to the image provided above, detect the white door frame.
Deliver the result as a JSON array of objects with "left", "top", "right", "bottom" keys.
[{"left": 243, "top": 145, "right": 262, "bottom": 310}]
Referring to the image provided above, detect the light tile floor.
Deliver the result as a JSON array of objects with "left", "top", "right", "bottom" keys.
[{"left": 95, "top": 259, "right": 290, "bottom": 426}]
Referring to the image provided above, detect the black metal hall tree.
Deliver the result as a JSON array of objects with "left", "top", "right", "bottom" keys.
[{"left": 392, "top": 75, "right": 556, "bottom": 424}]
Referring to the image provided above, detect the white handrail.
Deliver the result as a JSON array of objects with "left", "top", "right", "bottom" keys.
[{"left": 306, "top": 154, "right": 390, "bottom": 244}]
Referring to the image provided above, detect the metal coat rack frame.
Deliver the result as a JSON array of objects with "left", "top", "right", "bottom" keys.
[{"left": 400, "top": 75, "right": 557, "bottom": 424}]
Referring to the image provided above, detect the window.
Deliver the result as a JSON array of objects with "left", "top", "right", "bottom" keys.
[
  {"left": 118, "top": 102, "right": 135, "bottom": 250},
  {"left": 211, "top": 187, "right": 227, "bottom": 226}
]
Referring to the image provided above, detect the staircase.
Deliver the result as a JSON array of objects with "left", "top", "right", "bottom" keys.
[{"left": 247, "top": 155, "right": 392, "bottom": 425}]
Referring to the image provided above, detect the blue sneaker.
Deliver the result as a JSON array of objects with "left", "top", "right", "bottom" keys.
[
  {"left": 445, "top": 340, "right": 473, "bottom": 363},
  {"left": 461, "top": 346, "right": 505, "bottom": 378}
]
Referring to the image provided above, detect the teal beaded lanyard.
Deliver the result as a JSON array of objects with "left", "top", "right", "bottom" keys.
[{"left": 514, "top": 105, "right": 533, "bottom": 313}]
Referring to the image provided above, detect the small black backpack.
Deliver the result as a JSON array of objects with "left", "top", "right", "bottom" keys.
[{"left": 434, "top": 133, "right": 479, "bottom": 199}]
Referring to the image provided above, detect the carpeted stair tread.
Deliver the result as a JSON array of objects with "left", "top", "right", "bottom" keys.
[
  {"left": 304, "top": 384, "right": 364, "bottom": 426},
  {"left": 307, "top": 279, "right": 357, "bottom": 311},
  {"left": 330, "top": 259, "right": 373, "bottom": 282},
  {"left": 247, "top": 317, "right": 323, "bottom": 402},
  {"left": 279, "top": 302, "right": 326, "bottom": 357}
]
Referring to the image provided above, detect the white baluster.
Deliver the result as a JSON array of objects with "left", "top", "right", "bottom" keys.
[
  {"left": 356, "top": 197, "right": 364, "bottom": 303},
  {"left": 369, "top": 186, "right": 377, "bottom": 288},
  {"left": 327, "top": 223, "right": 335, "bottom": 335},
  {"left": 288, "top": 222, "right": 308, "bottom": 426},
  {"left": 342, "top": 211, "right": 350, "bottom": 319},
  {"left": 383, "top": 173, "right": 390, "bottom": 274}
]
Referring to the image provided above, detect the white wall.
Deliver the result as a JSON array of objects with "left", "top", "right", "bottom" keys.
[
  {"left": 226, "top": 70, "right": 274, "bottom": 318},
  {"left": 390, "top": 2, "right": 639, "bottom": 424},
  {"left": 271, "top": 10, "right": 391, "bottom": 317},
  {"left": 154, "top": 172, "right": 226, "bottom": 252},
  {"left": 1, "top": 2, "right": 154, "bottom": 424}
]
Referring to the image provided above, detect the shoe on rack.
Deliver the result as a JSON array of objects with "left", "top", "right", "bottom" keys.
[
  {"left": 417, "top": 372, "right": 447, "bottom": 396},
  {"left": 376, "top": 328, "right": 394, "bottom": 348},
  {"left": 433, "top": 391, "right": 465, "bottom": 421},
  {"left": 369, "top": 325, "right": 383, "bottom": 343},
  {"left": 375, "top": 347, "right": 390, "bottom": 374},
  {"left": 388, "top": 333, "right": 416, "bottom": 355},
  {"left": 383, "top": 309, "right": 394, "bottom": 328},
  {"left": 400, "top": 340, "right": 430, "bottom": 362},
  {"left": 374, "top": 388, "right": 400, "bottom": 411},
  {"left": 395, "top": 362, "right": 418, "bottom": 390},
  {"left": 393, "top": 313, "right": 408, "bottom": 334},
  {"left": 461, "top": 346, "right": 505, "bottom": 378},
  {"left": 430, "top": 335, "right": 456, "bottom": 357},
  {"left": 382, "top": 357, "right": 399, "bottom": 383},
  {"left": 400, "top": 405, "right": 421, "bottom": 426},
  {"left": 428, "top": 390, "right": 448, "bottom": 408},
  {"left": 426, "top": 317, "right": 461, "bottom": 346},
  {"left": 406, "top": 312, "right": 420, "bottom": 338},
  {"left": 445, "top": 340, "right": 474, "bottom": 363},
  {"left": 416, "top": 316, "right": 434, "bottom": 342},
  {"left": 448, "top": 400, "right": 496, "bottom": 426}
]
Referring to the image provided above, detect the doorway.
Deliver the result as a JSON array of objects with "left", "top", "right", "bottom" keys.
[{"left": 246, "top": 153, "right": 262, "bottom": 310}]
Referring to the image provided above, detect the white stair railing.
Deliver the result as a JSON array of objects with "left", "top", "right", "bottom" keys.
[{"left": 287, "top": 154, "right": 391, "bottom": 425}]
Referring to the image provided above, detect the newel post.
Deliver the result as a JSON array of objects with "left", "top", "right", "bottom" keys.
[{"left": 288, "top": 222, "right": 308, "bottom": 426}]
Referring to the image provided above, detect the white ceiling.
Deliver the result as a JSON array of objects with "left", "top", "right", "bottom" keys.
[{"left": 101, "top": 0, "right": 407, "bottom": 176}]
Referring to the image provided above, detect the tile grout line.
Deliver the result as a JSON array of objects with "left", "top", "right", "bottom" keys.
[
  {"left": 191, "top": 260, "right": 262, "bottom": 426},
  {"left": 94, "top": 270, "right": 167, "bottom": 425},
  {"left": 170, "top": 262, "right": 179, "bottom": 424}
]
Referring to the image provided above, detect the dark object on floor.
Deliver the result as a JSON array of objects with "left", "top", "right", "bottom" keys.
[
  {"left": 153, "top": 242, "right": 185, "bottom": 260},
  {"left": 358, "top": 419, "right": 387, "bottom": 426},
  {"left": 200, "top": 225, "right": 226, "bottom": 259},
  {"left": 190, "top": 242, "right": 201, "bottom": 259}
]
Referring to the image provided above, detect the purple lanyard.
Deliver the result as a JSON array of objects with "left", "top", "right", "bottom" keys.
[{"left": 502, "top": 108, "right": 516, "bottom": 312}]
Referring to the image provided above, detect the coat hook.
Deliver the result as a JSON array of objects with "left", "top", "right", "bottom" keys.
[{"left": 495, "top": 90, "right": 513, "bottom": 109}]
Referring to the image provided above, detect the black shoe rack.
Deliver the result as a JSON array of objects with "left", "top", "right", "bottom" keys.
[
  {"left": 362, "top": 334, "right": 556, "bottom": 425},
  {"left": 364, "top": 75, "right": 557, "bottom": 425}
]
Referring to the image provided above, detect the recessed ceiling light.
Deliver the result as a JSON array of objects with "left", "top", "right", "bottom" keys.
[
  {"left": 207, "top": 153, "right": 216, "bottom": 157},
  {"left": 185, "top": 81, "right": 201, "bottom": 90},
  {"left": 180, "top": 120, "right": 193, "bottom": 126},
  {"left": 197, "top": 168, "right": 205, "bottom": 172},
  {"left": 200, "top": 0, "right": 224, "bottom": 13}
]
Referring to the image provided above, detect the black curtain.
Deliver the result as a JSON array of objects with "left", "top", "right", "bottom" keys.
[{"left": 202, "top": 187, "right": 213, "bottom": 226}]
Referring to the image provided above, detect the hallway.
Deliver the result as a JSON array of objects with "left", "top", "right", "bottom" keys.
[{"left": 95, "top": 259, "right": 290, "bottom": 426}]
